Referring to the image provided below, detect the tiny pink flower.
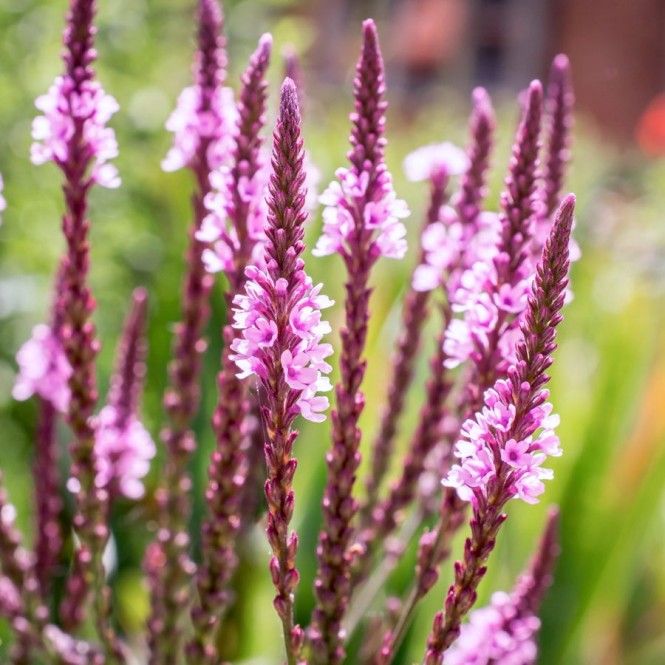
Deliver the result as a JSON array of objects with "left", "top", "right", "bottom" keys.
[
  {"left": 94, "top": 405, "right": 156, "bottom": 500},
  {"left": 403, "top": 141, "right": 469, "bottom": 182},
  {"left": 13, "top": 324, "right": 72, "bottom": 413}
]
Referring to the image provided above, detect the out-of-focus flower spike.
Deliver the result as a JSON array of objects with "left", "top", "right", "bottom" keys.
[
  {"left": 542, "top": 55, "right": 574, "bottom": 219},
  {"left": 454, "top": 87, "right": 496, "bottom": 227},
  {"left": 229, "top": 78, "right": 332, "bottom": 665},
  {"left": 149, "top": 1, "right": 229, "bottom": 661},
  {"left": 161, "top": 0, "right": 236, "bottom": 173},
  {"left": 30, "top": 0, "right": 122, "bottom": 658},
  {"left": 198, "top": 32, "right": 272, "bottom": 281},
  {"left": 96, "top": 289, "right": 154, "bottom": 502},
  {"left": 189, "top": 33, "right": 273, "bottom": 665},
  {"left": 425, "top": 196, "right": 575, "bottom": 663},
  {"left": 187, "top": 34, "right": 272, "bottom": 663},
  {"left": 442, "top": 508, "right": 560, "bottom": 665},
  {"left": 283, "top": 46, "right": 305, "bottom": 116},
  {"left": 514, "top": 507, "right": 560, "bottom": 616}
]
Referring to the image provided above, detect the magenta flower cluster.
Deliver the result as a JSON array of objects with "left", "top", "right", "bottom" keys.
[
  {"left": 94, "top": 406, "right": 156, "bottom": 500},
  {"left": 314, "top": 167, "right": 410, "bottom": 260},
  {"left": 12, "top": 324, "right": 72, "bottom": 414},
  {"left": 446, "top": 591, "right": 540, "bottom": 665},
  {"left": 162, "top": 82, "right": 238, "bottom": 173},
  {"left": 198, "top": 149, "right": 270, "bottom": 273},
  {"left": 444, "top": 380, "right": 561, "bottom": 504},
  {"left": 230, "top": 265, "right": 334, "bottom": 422},
  {"left": 31, "top": 77, "right": 120, "bottom": 188}
]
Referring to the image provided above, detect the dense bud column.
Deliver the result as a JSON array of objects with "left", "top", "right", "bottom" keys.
[
  {"left": 229, "top": 78, "right": 333, "bottom": 665},
  {"left": 148, "top": 1, "right": 232, "bottom": 661},
  {"left": 310, "top": 20, "right": 410, "bottom": 663},
  {"left": 27, "top": 0, "right": 121, "bottom": 657},
  {"left": 188, "top": 33, "right": 272, "bottom": 664},
  {"left": 424, "top": 195, "right": 575, "bottom": 663}
]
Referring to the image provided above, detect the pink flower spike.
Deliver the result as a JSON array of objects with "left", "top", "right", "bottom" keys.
[{"left": 13, "top": 324, "right": 72, "bottom": 414}]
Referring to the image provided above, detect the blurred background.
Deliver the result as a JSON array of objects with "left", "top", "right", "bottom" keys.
[{"left": 1, "top": 0, "right": 665, "bottom": 663}]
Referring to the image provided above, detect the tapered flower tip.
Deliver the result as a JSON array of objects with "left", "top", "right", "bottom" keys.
[
  {"left": 362, "top": 18, "right": 380, "bottom": 57},
  {"left": 551, "top": 53, "right": 571, "bottom": 76},
  {"left": 471, "top": 86, "right": 495, "bottom": 125},
  {"left": 198, "top": 0, "right": 223, "bottom": 27},
  {"left": 526, "top": 79, "right": 544, "bottom": 108},
  {"left": 283, "top": 45, "right": 299, "bottom": 77},
  {"left": 471, "top": 86, "right": 491, "bottom": 111},
  {"left": 280, "top": 77, "right": 301, "bottom": 124},
  {"left": 131, "top": 286, "right": 148, "bottom": 310},
  {"left": 259, "top": 32, "right": 273, "bottom": 54},
  {"left": 549, "top": 193, "right": 575, "bottom": 254}
]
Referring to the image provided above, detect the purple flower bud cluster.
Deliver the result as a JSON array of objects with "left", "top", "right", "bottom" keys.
[
  {"left": 197, "top": 138, "right": 270, "bottom": 274},
  {"left": 444, "top": 382, "right": 561, "bottom": 505},
  {"left": 31, "top": 72, "right": 120, "bottom": 188},
  {"left": 231, "top": 267, "right": 334, "bottom": 422},
  {"left": 162, "top": 86, "right": 237, "bottom": 173},
  {"left": 314, "top": 168, "right": 410, "bottom": 260}
]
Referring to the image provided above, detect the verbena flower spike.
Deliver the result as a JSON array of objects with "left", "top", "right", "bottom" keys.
[
  {"left": 425, "top": 194, "right": 575, "bottom": 662},
  {"left": 231, "top": 77, "right": 333, "bottom": 664},
  {"left": 27, "top": 0, "right": 122, "bottom": 658},
  {"left": 1, "top": 5, "right": 584, "bottom": 663},
  {"left": 147, "top": 1, "right": 231, "bottom": 659},
  {"left": 310, "top": 20, "right": 409, "bottom": 664},
  {"left": 189, "top": 32, "right": 272, "bottom": 665}
]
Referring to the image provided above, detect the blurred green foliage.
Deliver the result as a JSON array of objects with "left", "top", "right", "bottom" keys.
[{"left": 1, "top": 1, "right": 665, "bottom": 663}]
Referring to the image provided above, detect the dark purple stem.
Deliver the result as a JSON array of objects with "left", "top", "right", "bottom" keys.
[{"left": 33, "top": 397, "right": 62, "bottom": 600}]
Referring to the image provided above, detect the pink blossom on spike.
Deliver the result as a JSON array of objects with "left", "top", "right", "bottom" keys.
[
  {"left": 13, "top": 324, "right": 72, "bottom": 413},
  {"left": 94, "top": 406, "right": 156, "bottom": 500},
  {"left": 31, "top": 77, "right": 120, "bottom": 188},
  {"left": 198, "top": 156, "right": 271, "bottom": 274},
  {"left": 314, "top": 167, "right": 409, "bottom": 260},
  {"left": 230, "top": 269, "right": 333, "bottom": 423},
  {"left": 445, "top": 591, "right": 540, "bottom": 665},
  {"left": 162, "top": 85, "right": 238, "bottom": 172}
]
